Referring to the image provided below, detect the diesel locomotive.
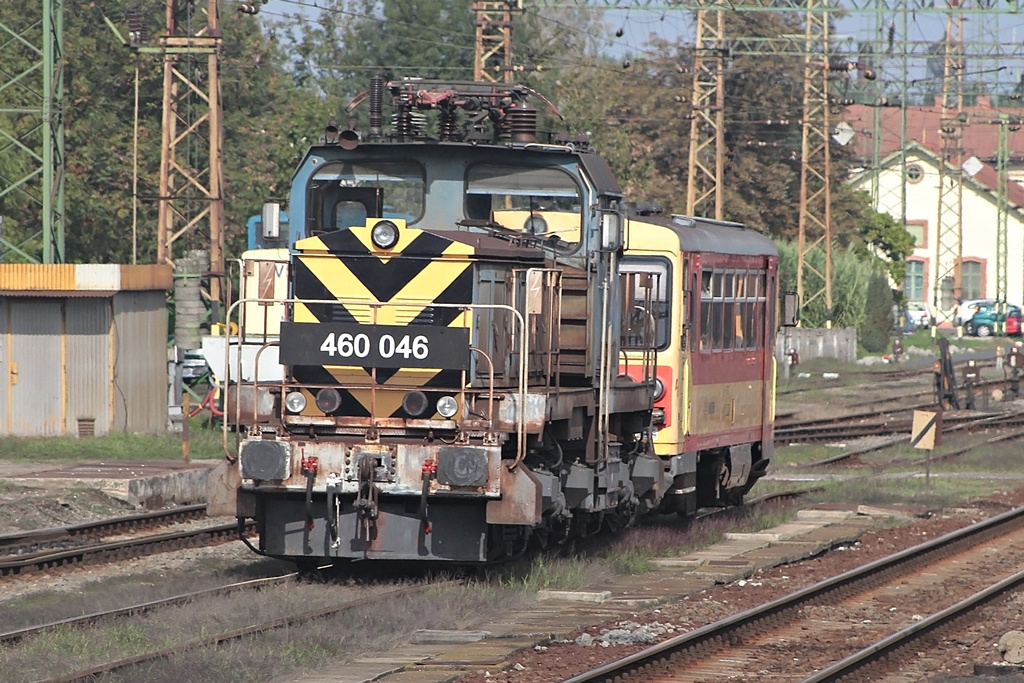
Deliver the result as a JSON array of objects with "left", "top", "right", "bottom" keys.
[{"left": 210, "top": 78, "right": 789, "bottom": 565}]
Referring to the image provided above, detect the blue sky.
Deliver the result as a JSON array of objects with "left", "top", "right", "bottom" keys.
[{"left": 252, "top": 1, "right": 1024, "bottom": 100}]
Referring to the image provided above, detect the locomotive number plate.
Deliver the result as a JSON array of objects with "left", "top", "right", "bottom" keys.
[{"left": 279, "top": 322, "right": 470, "bottom": 370}]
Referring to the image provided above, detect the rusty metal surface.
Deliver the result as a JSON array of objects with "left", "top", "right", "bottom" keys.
[
  {"left": 226, "top": 385, "right": 277, "bottom": 424},
  {"left": 486, "top": 465, "right": 542, "bottom": 525}
]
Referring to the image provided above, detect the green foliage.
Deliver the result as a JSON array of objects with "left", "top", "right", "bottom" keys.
[
  {"left": 859, "top": 269, "right": 895, "bottom": 352},
  {"left": 0, "top": 420, "right": 225, "bottom": 463},
  {"left": 854, "top": 202, "right": 916, "bottom": 285},
  {"left": 0, "top": 0, "right": 908, "bottom": 347},
  {"left": 776, "top": 241, "right": 873, "bottom": 329}
]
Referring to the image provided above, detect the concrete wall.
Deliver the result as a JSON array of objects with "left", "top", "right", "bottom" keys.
[{"left": 776, "top": 327, "right": 857, "bottom": 364}]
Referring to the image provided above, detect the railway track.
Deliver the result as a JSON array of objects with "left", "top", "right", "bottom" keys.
[
  {"left": 775, "top": 406, "right": 1024, "bottom": 446},
  {"left": 800, "top": 568, "right": 1024, "bottom": 681},
  {"left": 0, "top": 507, "right": 253, "bottom": 579},
  {"left": 0, "top": 573, "right": 298, "bottom": 645},
  {"left": 0, "top": 504, "right": 209, "bottom": 556},
  {"left": 790, "top": 410, "right": 1024, "bottom": 469},
  {"left": 31, "top": 581, "right": 457, "bottom": 683},
  {"left": 559, "top": 505, "right": 1024, "bottom": 683}
]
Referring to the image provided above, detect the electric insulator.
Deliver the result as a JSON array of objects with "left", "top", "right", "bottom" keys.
[
  {"left": 829, "top": 57, "right": 850, "bottom": 72},
  {"left": 368, "top": 75, "right": 385, "bottom": 137},
  {"left": 506, "top": 102, "right": 538, "bottom": 143},
  {"left": 438, "top": 108, "right": 459, "bottom": 141},
  {"left": 238, "top": 3, "right": 259, "bottom": 14}
]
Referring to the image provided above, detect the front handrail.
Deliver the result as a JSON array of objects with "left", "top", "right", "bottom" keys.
[{"left": 221, "top": 296, "right": 529, "bottom": 468}]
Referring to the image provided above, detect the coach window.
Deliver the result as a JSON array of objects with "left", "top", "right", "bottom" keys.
[
  {"left": 465, "top": 164, "right": 583, "bottom": 247},
  {"left": 621, "top": 258, "right": 671, "bottom": 350},
  {"left": 307, "top": 161, "right": 425, "bottom": 234},
  {"left": 722, "top": 270, "right": 736, "bottom": 349},
  {"left": 699, "top": 267, "right": 768, "bottom": 352}
]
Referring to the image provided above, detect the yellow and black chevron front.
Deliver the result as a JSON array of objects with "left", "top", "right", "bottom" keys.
[{"left": 286, "top": 219, "right": 475, "bottom": 419}]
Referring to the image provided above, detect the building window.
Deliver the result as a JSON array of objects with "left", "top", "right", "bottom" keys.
[
  {"left": 906, "top": 163, "right": 924, "bottom": 183},
  {"left": 905, "top": 220, "right": 927, "bottom": 248},
  {"left": 905, "top": 260, "right": 925, "bottom": 301},
  {"left": 962, "top": 260, "right": 983, "bottom": 300}
]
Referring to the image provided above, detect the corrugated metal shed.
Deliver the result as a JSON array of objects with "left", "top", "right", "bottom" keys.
[{"left": 0, "top": 265, "right": 172, "bottom": 437}]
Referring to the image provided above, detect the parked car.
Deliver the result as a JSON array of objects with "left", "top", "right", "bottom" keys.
[
  {"left": 966, "top": 303, "right": 1022, "bottom": 337},
  {"left": 905, "top": 302, "right": 931, "bottom": 329},
  {"left": 955, "top": 299, "right": 996, "bottom": 327}
]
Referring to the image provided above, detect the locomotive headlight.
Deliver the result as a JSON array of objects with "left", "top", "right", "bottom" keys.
[
  {"left": 285, "top": 391, "right": 307, "bottom": 413},
  {"left": 370, "top": 220, "right": 400, "bottom": 249},
  {"left": 401, "top": 390, "right": 430, "bottom": 417},
  {"left": 523, "top": 215, "right": 547, "bottom": 234},
  {"left": 653, "top": 378, "right": 665, "bottom": 401},
  {"left": 315, "top": 388, "right": 341, "bottom": 414},
  {"left": 436, "top": 395, "right": 458, "bottom": 419}
]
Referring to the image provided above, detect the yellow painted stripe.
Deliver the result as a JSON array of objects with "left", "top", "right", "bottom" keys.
[{"left": 297, "top": 253, "right": 472, "bottom": 325}]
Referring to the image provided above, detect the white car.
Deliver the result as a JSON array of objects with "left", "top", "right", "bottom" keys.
[{"left": 905, "top": 302, "right": 931, "bottom": 329}]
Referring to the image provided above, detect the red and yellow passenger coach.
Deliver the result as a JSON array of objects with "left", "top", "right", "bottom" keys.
[{"left": 621, "top": 213, "right": 779, "bottom": 516}]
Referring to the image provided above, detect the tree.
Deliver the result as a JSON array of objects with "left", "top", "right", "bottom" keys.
[
  {"left": 282, "top": 0, "right": 476, "bottom": 102},
  {"left": 859, "top": 269, "right": 895, "bottom": 353}
]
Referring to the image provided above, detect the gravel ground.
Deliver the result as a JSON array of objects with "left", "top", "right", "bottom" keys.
[
  {"left": 452, "top": 489, "right": 1024, "bottom": 683},
  {"left": 0, "top": 481, "right": 134, "bottom": 533}
]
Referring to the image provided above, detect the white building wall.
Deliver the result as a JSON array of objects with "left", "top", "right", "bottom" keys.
[{"left": 856, "top": 149, "right": 1024, "bottom": 318}]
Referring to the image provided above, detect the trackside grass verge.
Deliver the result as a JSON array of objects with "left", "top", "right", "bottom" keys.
[
  {"left": 598, "top": 499, "right": 799, "bottom": 575},
  {"left": 799, "top": 475, "right": 1007, "bottom": 509},
  {"left": 2, "top": 580, "right": 521, "bottom": 683},
  {"left": 0, "top": 417, "right": 226, "bottom": 463}
]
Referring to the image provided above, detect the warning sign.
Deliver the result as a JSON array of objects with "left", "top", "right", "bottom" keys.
[{"left": 911, "top": 410, "right": 940, "bottom": 450}]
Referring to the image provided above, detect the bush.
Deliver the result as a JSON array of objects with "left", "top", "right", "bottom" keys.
[
  {"left": 858, "top": 270, "right": 894, "bottom": 352},
  {"left": 776, "top": 241, "right": 873, "bottom": 329}
]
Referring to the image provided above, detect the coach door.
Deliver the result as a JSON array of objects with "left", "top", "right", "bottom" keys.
[{"left": 761, "top": 262, "right": 778, "bottom": 444}]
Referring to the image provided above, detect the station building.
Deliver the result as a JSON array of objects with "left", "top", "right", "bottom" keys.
[{"left": 848, "top": 142, "right": 1024, "bottom": 318}]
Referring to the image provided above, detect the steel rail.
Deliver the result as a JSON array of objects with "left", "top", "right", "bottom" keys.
[
  {"left": 0, "top": 504, "right": 209, "bottom": 556},
  {"left": 800, "top": 565, "right": 1024, "bottom": 682},
  {"left": 558, "top": 505, "right": 1024, "bottom": 683},
  {"left": 776, "top": 408, "right": 1024, "bottom": 446},
  {"left": 0, "top": 520, "right": 255, "bottom": 578},
  {"left": 36, "top": 580, "right": 461, "bottom": 683},
  {"left": 792, "top": 409, "right": 1024, "bottom": 468},
  {"left": 0, "top": 573, "right": 299, "bottom": 645}
]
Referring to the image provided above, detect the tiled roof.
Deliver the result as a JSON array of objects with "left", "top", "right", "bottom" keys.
[
  {"left": 845, "top": 104, "right": 1024, "bottom": 208},
  {"left": 843, "top": 101, "right": 1024, "bottom": 163}
]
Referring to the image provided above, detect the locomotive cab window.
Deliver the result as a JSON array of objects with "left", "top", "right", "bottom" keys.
[
  {"left": 307, "top": 161, "right": 425, "bottom": 234},
  {"left": 465, "top": 164, "right": 583, "bottom": 246},
  {"left": 621, "top": 258, "right": 671, "bottom": 350}
]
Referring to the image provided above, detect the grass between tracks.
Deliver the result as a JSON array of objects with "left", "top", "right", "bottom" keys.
[
  {"left": 2, "top": 580, "right": 521, "bottom": 683},
  {"left": 0, "top": 416, "right": 226, "bottom": 463}
]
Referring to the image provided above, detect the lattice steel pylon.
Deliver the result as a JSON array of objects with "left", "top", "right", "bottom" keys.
[
  {"left": 796, "top": 0, "right": 833, "bottom": 327},
  {"left": 932, "top": 10, "right": 964, "bottom": 335},
  {"left": 0, "top": 0, "right": 65, "bottom": 264},
  {"left": 995, "top": 114, "right": 1017, "bottom": 331},
  {"left": 474, "top": 1, "right": 521, "bottom": 83},
  {"left": 156, "top": 0, "right": 224, "bottom": 300},
  {"left": 685, "top": 2, "right": 725, "bottom": 220}
]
